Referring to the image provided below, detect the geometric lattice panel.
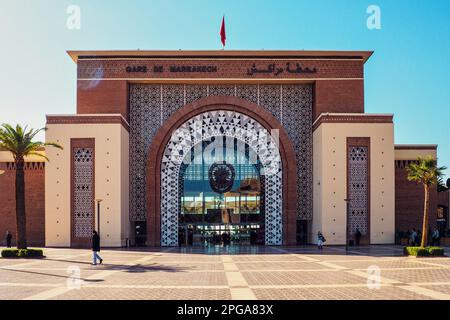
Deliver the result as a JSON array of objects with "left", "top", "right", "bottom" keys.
[
  {"left": 282, "top": 85, "right": 313, "bottom": 219},
  {"left": 160, "top": 110, "right": 283, "bottom": 246},
  {"left": 129, "top": 84, "right": 313, "bottom": 225},
  {"left": 73, "top": 148, "right": 94, "bottom": 238},
  {"left": 348, "top": 146, "right": 369, "bottom": 235}
]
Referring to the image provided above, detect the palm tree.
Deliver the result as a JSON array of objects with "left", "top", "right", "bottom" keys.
[
  {"left": 407, "top": 156, "right": 447, "bottom": 247},
  {"left": 0, "top": 124, "right": 62, "bottom": 249}
]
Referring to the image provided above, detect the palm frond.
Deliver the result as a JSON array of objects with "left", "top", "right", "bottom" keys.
[
  {"left": 26, "top": 151, "right": 49, "bottom": 162},
  {"left": 407, "top": 155, "right": 445, "bottom": 186},
  {"left": 23, "top": 141, "right": 45, "bottom": 154},
  {"left": 44, "top": 142, "right": 63, "bottom": 150},
  {"left": 0, "top": 123, "right": 62, "bottom": 159},
  {"left": 28, "top": 127, "right": 46, "bottom": 141}
]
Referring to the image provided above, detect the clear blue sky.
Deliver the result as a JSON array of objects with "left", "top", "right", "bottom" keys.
[{"left": 0, "top": 0, "right": 449, "bottom": 179}]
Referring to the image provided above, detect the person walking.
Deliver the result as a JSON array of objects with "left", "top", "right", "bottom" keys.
[
  {"left": 5, "top": 231, "right": 12, "bottom": 248},
  {"left": 416, "top": 230, "right": 422, "bottom": 246},
  {"left": 92, "top": 230, "right": 103, "bottom": 265},
  {"left": 431, "top": 228, "right": 440, "bottom": 246},
  {"left": 317, "top": 231, "right": 326, "bottom": 250},
  {"left": 221, "top": 232, "right": 227, "bottom": 246},
  {"left": 187, "top": 228, "right": 194, "bottom": 246},
  {"left": 355, "top": 229, "right": 362, "bottom": 246},
  {"left": 410, "top": 229, "right": 417, "bottom": 246}
]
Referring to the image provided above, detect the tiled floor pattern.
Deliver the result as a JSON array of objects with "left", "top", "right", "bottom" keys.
[{"left": 0, "top": 245, "right": 450, "bottom": 300}]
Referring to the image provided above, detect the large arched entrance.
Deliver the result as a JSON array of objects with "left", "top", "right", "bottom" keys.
[
  {"left": 162, "top": 110, "right": 282, "bottom": 246},
  {"left": 146, "top": 96, "right": 298, "bottom": 246}
]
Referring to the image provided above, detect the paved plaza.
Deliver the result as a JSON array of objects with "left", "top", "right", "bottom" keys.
[{"left": 1, "top": 245, "right": 450, "bottom": 300}]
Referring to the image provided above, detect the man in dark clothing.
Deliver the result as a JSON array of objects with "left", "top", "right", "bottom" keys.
[
  {"left": 416, "top": 230, "right": 422, "bottom": 246},
  {"left": 179, "top": 228, "right": 186, "bottom": 246},
  {"left": 92, "top": 230, "right": 103, "bottom": 265},
  {"left": 250, "top": 230, "right": 257, "bottom": 245},
  {"left": 187, "top": 228, "right": 194, "bottom": 246},
  {"left": 431, "top": 228, "right": 441, "bottom": 246},
  {"left": 6, "top": 231, "right": 12, "bottom": 248},
  {"left": 221, "top": 232, "right": 227, "bottom": 246},
  {"left": 355, "top": 229, "right": 362, "bottom": 246}
]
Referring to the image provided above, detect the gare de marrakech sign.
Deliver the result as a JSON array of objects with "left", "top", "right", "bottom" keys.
[
  {"left": 74, "top": 50, "right": 368, "bottom": 80},
  {"left": 76, "top": 58, "right": 364, "bottom": 79},
  {"left": 125, "top": 63, "right": 317, "bottom": 76}
]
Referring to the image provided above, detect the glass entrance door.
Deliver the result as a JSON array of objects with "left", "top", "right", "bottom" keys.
[{"left": 178, "top": 224, "right": 264, "bottom": 246}]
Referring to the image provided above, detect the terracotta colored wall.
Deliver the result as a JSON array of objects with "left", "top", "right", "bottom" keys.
[
  {"left": 313, "top": 80, "right": 364, "bottom": 119},
  {"left": 0, "top": 163, "right": 45, "bottom": 246},
  {"left": 438, "top": 190, "right": 449, "bottom": 209},
  {"left": 77, "top": 79, "right": 129, "bottom": 121},
  {"left": 395, "top": 164, "right": 438, "bottom": 233}
]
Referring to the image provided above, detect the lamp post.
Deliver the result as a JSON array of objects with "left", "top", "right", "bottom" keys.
[
  {"left": 95, "top": 199, "right": 103, "bottom": 237},
  {"left": 344, "top": 198, "right": 351, "bottom": 252}
]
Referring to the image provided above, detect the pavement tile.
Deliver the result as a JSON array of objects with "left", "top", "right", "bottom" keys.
[
  {"left": 242, "top": 271, "right": 367, "bottom": 286},
  {"left": 380, "top": 269, "right": 450, "bottom": 283},
  {"left": 0, "top": 245, "right": 449, "bottom": 300},
  {"left": 50, "top": 287, "right": 232, "bottom": 300},
  {"left": 252, "top": 287, "right": 434, "bottom": 300}
]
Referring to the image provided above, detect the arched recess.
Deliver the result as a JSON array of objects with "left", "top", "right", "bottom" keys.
[{"left": 146, "top": 96, "right": 298, "bottom": 246}]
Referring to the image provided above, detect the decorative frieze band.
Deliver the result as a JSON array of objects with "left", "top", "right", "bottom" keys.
[
  {"left": 313, "top": 113, "right": 393, "bottom": 131},
  {"left": 46, "top": 115, "right": 130, "bottom": 132}
]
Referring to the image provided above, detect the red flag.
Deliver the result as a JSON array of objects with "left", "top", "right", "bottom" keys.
[{"left": 220, "top": 16, "right": 226, "bottom": 47}]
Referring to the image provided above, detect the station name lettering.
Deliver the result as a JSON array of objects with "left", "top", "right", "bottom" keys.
[
  {"left": 169, "top": 65, "right": 217, "bottom": 73},
  {"left": 125, "top": 66, "right": 147, "bottom": 73},
  {"left": 124, "top": 63, "right": 317, "bottom": 75},
  {"left": 125, "top": 65, "right": 217, "bottom": 73}
]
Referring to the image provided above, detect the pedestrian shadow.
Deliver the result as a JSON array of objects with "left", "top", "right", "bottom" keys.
[
  {"left": 122, "top": 263, "right": 186, "bottom": 273},
  {"left": 43, "top": 258, "right": 94, "bottom": 265}
]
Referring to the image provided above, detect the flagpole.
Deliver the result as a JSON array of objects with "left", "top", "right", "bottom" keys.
[
  {"left": 220, "top": 15, "right": 226, "bottom": 50},
  {"left": 223, "top": 14, "right": 225, "bottom": 50}
]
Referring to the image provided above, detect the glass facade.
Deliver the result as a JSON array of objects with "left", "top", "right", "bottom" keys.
[{"left": 179, "top": 136, "right": 265, "bottom": 246}]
